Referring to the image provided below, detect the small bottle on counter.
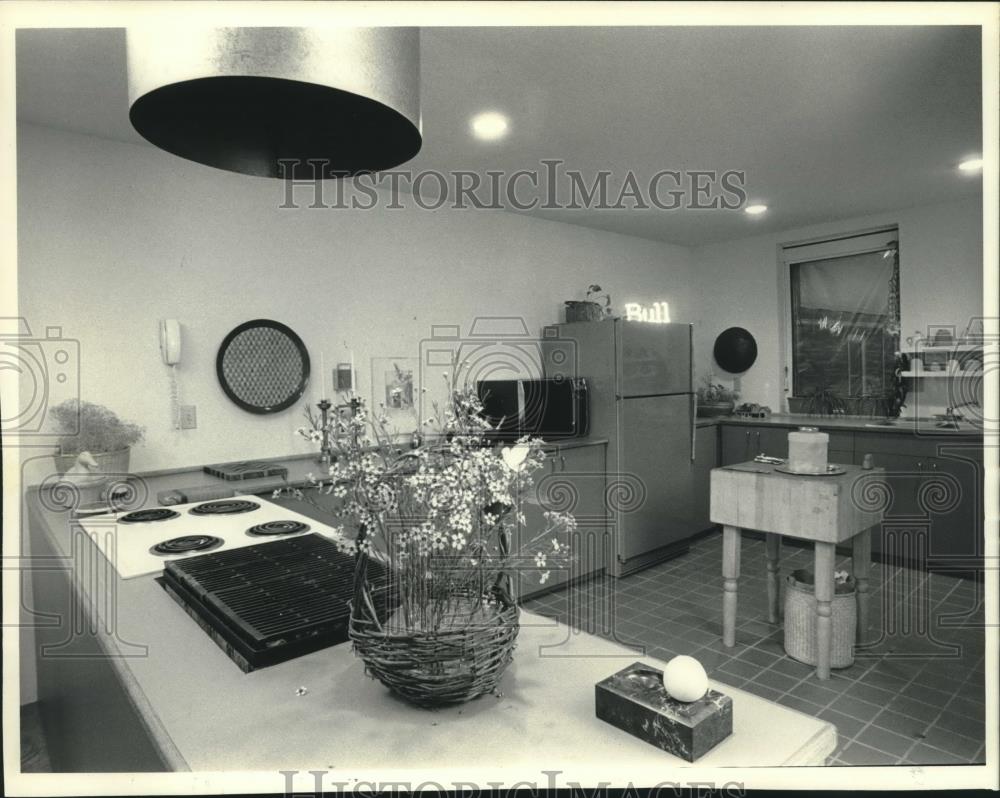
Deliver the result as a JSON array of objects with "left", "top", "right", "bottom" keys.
[{"left": 861, "top": 453, "right": 874, "bottom": 470}]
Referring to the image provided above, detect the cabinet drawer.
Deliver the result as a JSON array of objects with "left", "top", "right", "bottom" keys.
[{"left": 854, "top": 432, "right": 939, "bottom": 458}]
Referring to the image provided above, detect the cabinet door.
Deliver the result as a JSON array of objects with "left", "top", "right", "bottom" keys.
[
  {"left": 692, "top": 425, "right": 719, "bottom": 532},
  {"left": 721, "top": 425, "right": 752, "bottom": 465},
  {"left": 857, "top": 452, "right": 923, "bottom": 556},
  {"left": 926, "top": 453, "right": 983, "bottom": 567},
  {"left": 517, "top": 445, "right": 608, "bottom": 598},
  {"left": 755, "top": 427, "right": 790, "bottom": 458}
]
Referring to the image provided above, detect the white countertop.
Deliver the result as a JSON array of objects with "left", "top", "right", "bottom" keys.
[{"left": 27, "top": 486, "right": 835, "bottom": 780}]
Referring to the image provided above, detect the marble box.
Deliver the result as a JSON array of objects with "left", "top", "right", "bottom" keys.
[{"left": 595, "top": 662, "right": 733, "bottom": 761}]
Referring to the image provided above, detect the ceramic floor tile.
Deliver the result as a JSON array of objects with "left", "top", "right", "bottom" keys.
[
  {"left": 870, "top": 707, "right": 931, "bottom": 738},
  {"left": 907, "top": 743, "right": 968, "bottom": 766},
  {"left": 829, "top": 693, "right": 884, "bottom": 722},
  {"left": 920, "top": 726, "right": 983, "bottom": 760},
  {"left": 854, "top": 724, "right": 918, "bottom": 758},
  {"left": 839, "top": 740, "right": 898, "bottom": 766},
  {"left": 818, "top": 707, "right": 869, "bottom": 739}
]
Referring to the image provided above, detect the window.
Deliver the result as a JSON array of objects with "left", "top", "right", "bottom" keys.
[{"left": 783, "top": 229, "right": 900, "bottom": 404}]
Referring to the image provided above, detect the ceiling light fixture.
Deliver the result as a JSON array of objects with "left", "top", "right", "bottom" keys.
[
  {"left": 744, "top": 204, "right": 768, "bottom": 216},
  {"left": 958, "top": 158, "right": 983, "bottom": 173},
  {"left": 471, "top": 112, "right": 509, "bottom": 141},
  {"left": 126, "top": 27, "right": 422, "bottom": 179}
]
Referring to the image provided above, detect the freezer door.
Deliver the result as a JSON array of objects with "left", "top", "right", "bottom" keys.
[
  {"left": 617, "top": 321, "right": 692, "bottom": 397},
  {"left": 616, "top": 393, "right": 698, "bottom": 562}
]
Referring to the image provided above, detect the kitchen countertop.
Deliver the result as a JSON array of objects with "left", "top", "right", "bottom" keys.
[
  {"left": 50, "top": 439, "right": 612, "bottom": 505},
  {"left": 25, "top": 485, "right": 834, "bottom": 777},
  {"left": 696, "top": 413, "right": 983, "bottom": 437}
]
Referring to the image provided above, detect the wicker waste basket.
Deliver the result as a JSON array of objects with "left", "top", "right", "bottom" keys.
[{"left": 783, "top": 569, "right": 856, "bottom": 669}]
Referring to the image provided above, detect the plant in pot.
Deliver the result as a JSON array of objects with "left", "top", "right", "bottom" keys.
[
  {"left": 50, "top": 399, "right": 145, "bottom": 479},
  {"left": 801, "top": 386, "right": 846, "bottom": 417},
  {"left": 564, "top": 284, "right": 612, "bottom": 323},
  {"left": 279, "top": 376, "right": 575, "bottom": 708},
  {"left": 696, "top": 377, "right": 739, "bottom": 418}
]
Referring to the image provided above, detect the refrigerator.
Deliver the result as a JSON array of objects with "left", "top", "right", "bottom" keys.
[{"left": 542, "top": 320, "right": 697, "bottom": 576}]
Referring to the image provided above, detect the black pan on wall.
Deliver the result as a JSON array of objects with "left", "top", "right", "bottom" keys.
[{"left": 713, "top": 327, "right": 758, "bottom": 373}]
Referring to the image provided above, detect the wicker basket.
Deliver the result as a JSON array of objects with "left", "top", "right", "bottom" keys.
[
  {"left": 783, "top": 569, "right": 856, "bottom": 669},
  {"left": 348, "top": 548, "right": 520, "bottom": 708}
]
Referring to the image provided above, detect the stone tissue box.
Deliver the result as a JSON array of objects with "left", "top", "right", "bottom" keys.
[{"left": 595, "top": 662, "right": 733, "bottom": 761}]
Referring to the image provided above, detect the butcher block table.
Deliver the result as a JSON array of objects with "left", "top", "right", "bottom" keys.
[{"left": 710, "top": 461, "right": 885, "bottom": 679}]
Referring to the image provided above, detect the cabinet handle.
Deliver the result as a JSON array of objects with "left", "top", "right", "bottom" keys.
[
  {"left": 560, "top": 455, "right": 566, "bottom": 471},
  {"left": 917, "top": 461, "right": 923, "bottom": 469},
  {"left": 756, "top": 431, "right": 761, "bottom": 453},
  {"left": 930, "top": 462, "right": 938, "bottom": 470}
]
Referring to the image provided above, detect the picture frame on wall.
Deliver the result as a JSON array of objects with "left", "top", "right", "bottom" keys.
[{"left": 371, "top": 357, "right": 419, "bottom": 435}]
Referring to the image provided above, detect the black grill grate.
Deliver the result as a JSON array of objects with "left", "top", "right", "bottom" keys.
[{"left": 160, "top": 535, "right": 394, "bottom": 669}]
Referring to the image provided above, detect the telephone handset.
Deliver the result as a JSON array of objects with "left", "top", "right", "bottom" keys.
[{"left": 159, "top": 319, "right": 182, "bottom": 365}]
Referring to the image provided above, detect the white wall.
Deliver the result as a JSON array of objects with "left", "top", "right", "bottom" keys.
[
  {"left": 17, "top": 123, "right": 697, "bottom": 478},
  {"left": 690, "top": 195, "right": 984, "bottom": 410}
]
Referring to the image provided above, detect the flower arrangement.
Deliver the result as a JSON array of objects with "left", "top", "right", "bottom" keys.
[
  {"left": 50, "top": 399, "right": 145, "bottom": 455},
  {"left": 282, "top": 376, "right": 576, "bottom": 634}
]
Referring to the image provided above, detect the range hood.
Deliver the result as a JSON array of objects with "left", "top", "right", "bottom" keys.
[{"left": 126, "top": 27, "right": 422, "bottom": 179}]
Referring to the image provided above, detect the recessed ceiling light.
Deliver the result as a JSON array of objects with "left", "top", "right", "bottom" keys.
[
  {"left": 471, "top": 112, "right": 509, "bottom": 141},
  {"left": 958, "top": 158, "right": 983, "bottom": 173},
  {"left": 744, "top": 204, "right": 768, "bottom": 216}
]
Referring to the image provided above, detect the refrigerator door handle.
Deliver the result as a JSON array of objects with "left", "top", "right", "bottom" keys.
[
  {"left": 690, "top": 391, "right": 697, "bottom": 462},
  {"left": 689, "top": 323, "right": 696, "bottom": 462}
]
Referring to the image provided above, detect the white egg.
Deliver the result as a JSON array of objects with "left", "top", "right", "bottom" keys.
[{"left": 662, "top": 655, "right": 709, "bottom": 702}]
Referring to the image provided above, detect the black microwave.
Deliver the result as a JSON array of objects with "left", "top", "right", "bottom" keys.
[{"left": 476, "top": 378, "right": 589, "bottom": 442}]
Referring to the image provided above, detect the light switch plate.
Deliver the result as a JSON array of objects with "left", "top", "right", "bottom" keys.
[{"left": 179, "top": 404, "right": 197, "bottom": 429}]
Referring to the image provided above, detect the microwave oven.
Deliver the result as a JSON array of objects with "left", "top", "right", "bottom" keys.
[{"left": 476, "top": 378, "right": 589, "bottom": 442}]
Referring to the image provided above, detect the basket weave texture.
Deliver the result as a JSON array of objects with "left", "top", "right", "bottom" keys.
[
  {"left": 783, "top": 569, "right": 856, "bottom": 669},
  {"left": 349, "top": 554, "right": 520, "bottom": 708}
]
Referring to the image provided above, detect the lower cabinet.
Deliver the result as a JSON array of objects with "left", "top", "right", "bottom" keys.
[
  {"left": 516, "top": 443, "right": 609, "bottom": 600},
  {"left": 856, "top": 446, "right": 984, "bottom": 572},
  {"left": 717, "top": 423, "right": 983, "bottom": 577}
]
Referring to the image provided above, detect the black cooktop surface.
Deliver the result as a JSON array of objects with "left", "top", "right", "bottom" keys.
[{"left": 158, "top": 534, "right": 394, "bottom": 671}]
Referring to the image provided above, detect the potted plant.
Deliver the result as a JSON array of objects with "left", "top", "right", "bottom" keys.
[
  {"left": 280, "top": 376, "right": 575, "bottom": 708},
  {"left": 50, "top": 399, "right": 145, "bottom": 477},
  {"left": 565, "top": 284, "right": 612, "bottom": 322},
  {"left": 696, "top": 377, "right": 738, "bottom": 418}
]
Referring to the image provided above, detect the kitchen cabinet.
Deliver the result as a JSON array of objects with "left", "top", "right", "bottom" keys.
[
  {"left": 691, "top": 424, "right": 720, "bottom": 532},
  {"left": 517, "top": 443, "right": 609, "bottom": 599},
  {"left": 715, "top": 422, "right": 982, "bottom": 576},
  {"left": 721, "top": 423, "right": 853, "bottom": 464},
  {"left": 855, "top": 446, "right": 983, "bottom": 572}
]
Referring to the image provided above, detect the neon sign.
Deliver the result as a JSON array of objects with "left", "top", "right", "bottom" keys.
[{"left": 624, "top": 302, "right": 671, "bottom": 323}]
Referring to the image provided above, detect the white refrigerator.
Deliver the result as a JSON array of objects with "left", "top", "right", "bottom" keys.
[{"left": 542, "top": 319, "right": 697, "bottom": 576}]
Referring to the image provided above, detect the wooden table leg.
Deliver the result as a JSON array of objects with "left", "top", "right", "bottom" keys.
[
  {"left": 722, "top": 525, "right": 742, "bottom": 647},
  {"left": 814, "top": 542, "right": 835, "bottom": 680},
  {"left": 765, "top": 533, "right": 781, "bottom": 624},
  {"left": 853, "top": 527, "right": 872, "bottom": 645}
]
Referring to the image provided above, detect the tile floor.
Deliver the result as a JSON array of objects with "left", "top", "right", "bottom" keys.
[{"left": 522, "top": 530, "right": 986, "bottom": 766}]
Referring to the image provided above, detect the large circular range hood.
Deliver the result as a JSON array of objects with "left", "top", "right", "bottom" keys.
[{"left": 126, "top": 27, "right": 422, "bottom": 179}]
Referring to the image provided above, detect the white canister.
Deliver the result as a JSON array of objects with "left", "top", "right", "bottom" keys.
[{"left": 787, "top": 427, "right": 829, "bottom": 474}]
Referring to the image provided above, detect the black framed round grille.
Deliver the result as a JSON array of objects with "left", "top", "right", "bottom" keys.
[{"left": 216, "top": 320, "right": 310, "bottom": 414}]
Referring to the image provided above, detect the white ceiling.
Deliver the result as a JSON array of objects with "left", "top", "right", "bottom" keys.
[{"left": 15, "top": 26, "right": 983, "bottom": 246}]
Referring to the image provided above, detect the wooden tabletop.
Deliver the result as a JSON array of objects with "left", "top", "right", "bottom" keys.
[{"left": 709, "top": 461, "right": 885, "bottom": 543}]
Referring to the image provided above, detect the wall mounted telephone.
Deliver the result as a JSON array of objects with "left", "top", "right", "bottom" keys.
[
  {"left": 160, "top": 319, "right": 182, "bottom": 429},
  {"left": 159, "top": 319, "right": 182, "bottom": 365}
]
